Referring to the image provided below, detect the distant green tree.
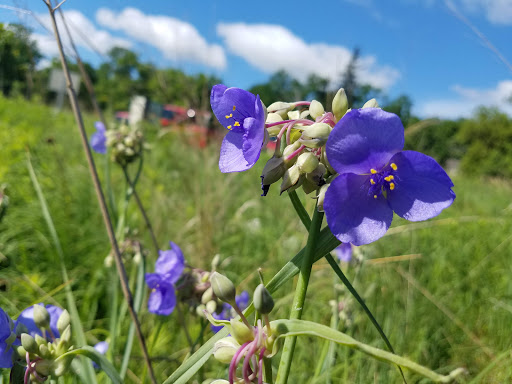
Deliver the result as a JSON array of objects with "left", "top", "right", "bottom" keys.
[
  {"left": 0, "top": 23, "right": 41, "bottom": 98},
  {"left": 249, "top": 70, "right": 307, "bottom": 104},
  {"left": 382, "top": 95, "right": 413, "bottom": 127}
]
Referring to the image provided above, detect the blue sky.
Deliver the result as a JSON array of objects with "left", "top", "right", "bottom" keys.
[{"left": 2, "top": 0, "right": 512, "bottom": 119}]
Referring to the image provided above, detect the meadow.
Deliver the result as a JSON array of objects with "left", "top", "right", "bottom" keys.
[{"left": 1, "top": 94, "right": 512, "bottom": 383}]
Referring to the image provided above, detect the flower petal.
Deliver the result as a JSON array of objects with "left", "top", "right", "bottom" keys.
[
  {"left": 326, "top": 108, "right": 404, "bottom": 174},
  {"left": 145, "top": 273, "right": 161, "bottom": 289},
  {"left": 91, "top": 130, "right": 106, "bottom": 154},
  {"left": 148, "top": 285, "right": 176, "bottom": 316},
  {"left": 155, "top": 242, "right": 185, "bottom": 284},
  {"left": 387, "top": 151, "right": 455, "bottom": 221},
  {"left": 0, "top": 343, "right": 12, "bottom": 369},
  {"left": 324, "top": 173, "right": 393, "bottom": 246},
  {"left": 210, "top": 85, "right": 258, "bottom": 133},
  {"left": 219, "top": 130, "right": 252, "bottom": 173},
  {"left": 15, "top": 304, "right": 63, "bottom": 340},
  {"left": 241, "top": 95, "right": 265, "bottom": 166},
  {"left": 333, "top": 243, "right": 353, "bottom": 262}
]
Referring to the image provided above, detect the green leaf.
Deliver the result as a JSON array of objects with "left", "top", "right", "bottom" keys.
[
  {"left": 270, "top": 319, "right": 466, "bottom": 383},
  {"left": 55, "top": 346, "right": 122, "bottom": 384}
]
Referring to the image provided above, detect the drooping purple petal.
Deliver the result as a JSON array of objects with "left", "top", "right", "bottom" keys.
[
  {"left": 324, "top": 173, "right": 394, "bottom": 246},
  {"left": 326, "top": 108, "right": 405, "bottom": 174},
  {"left": 15, "top": 304, "right": 63, "bottom": 340},
  {"left": 91, "top": 122, "right": 107, "bottom": 154},
  {"left": 333, "top": 243, "right": 353, "bottom": 263},
  {"left": 387, "top": 151, "right": 455, "bottom": 221},
  {"left": 147, "top": 284, "right": 176, "bottom": 316},
  {"left": 155, "top": 242, "right": 185, "bottom": 284},
  {"left": 219, "top": 130, "right": 253, "bottom": 173}
]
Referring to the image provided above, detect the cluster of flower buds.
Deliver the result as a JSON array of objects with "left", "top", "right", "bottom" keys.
[
  {"left": 207, "top": 272, "right": 276, "bottom": 384},
  {"left": 105, "top": 123, "right": 144, "bottom": 167},
  {"left": 12, "top": 305, "right": 74, "bottom": 383}
]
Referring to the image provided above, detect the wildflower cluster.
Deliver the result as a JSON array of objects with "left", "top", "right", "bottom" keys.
[
  {"left": 90, "top": 121, "right": 144, "bottom": 166},
  {"left": 211, "top": 85, "right": 455, "bottom": 246}
]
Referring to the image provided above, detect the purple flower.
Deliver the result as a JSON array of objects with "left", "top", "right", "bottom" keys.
[
  {"left": 210, "top": 84, "right": 266, "bottom": 173},
  {"left": 333, "top": 243, "right": 353, "bottom": 263},
  {"left": 92, "top": 341, "right": 109, "bottom": 369},
  {"left": 15, "top": 304, "right": 63, "bottom": 341},
  {"left": 91, "top": 121, "right": 107, "bottom": 154},
  {"left": 324, "top": 108, "right": 455, "bottom": 246},
  {"left": 211, "top": 291, "right": 250, "bottom": 333},
  {"left": 0, "top": 308, "right": 14, "bottom": 368},
  {"left": 145, "top": 242, "right": 185, "bottom": 316}
]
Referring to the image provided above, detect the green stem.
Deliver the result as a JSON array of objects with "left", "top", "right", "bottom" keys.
[
  {"left": 324, "top": 254, "right": 407, "bottom": 383},
  {"left": 275, "top": 206, "right": 324, "bottom": 384},
  {"left": 288, "top": 191, "right": 311, "bottom": 229},
  {"left": 264, "top": 357, "right": 274, "bottom": 384}
]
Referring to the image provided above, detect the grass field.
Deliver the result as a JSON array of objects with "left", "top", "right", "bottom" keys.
[{"left": 1, "top": 95, "right": 511, "bottom": 383}]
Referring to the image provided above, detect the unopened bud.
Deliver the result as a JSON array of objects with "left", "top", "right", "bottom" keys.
[
  {"left": 280, "top": 164, "right": 301, "bottom": 194},
  {"left": 52, "top": 356, "right": 72, "bottom": 376},
  {"left": 296, "top": 152, "right": 319, "bottom": 174},
  {"left": 210, "top": 272, "right": 236, "bottom": 305},
  {"left": 230, "top": 319, "right": 254, "bottom": 345},
  {"left": 35, "top": 334, "right": 46, "bottom": 346},
  {"left": 299, "top": 123, "right": 332, "bottom": 148},
  {"left": 283, "top": 141, "right": 301, "bottom": 167},
  {"left": 287, "top": 110, "right": 300, "bottom": 120},
  {"left": 332, "top": 88, "right": 348, "bottom": 121},
  {"left": 213, "top": 337, "right": 240, "bottom": 364},
  {"left": 300, "top": 110, "right": 310, "bottom": 119},
  {"left": 196, "top": 304, "right": 206, "bottom": 317},
  {"left": 201, "top": 287, "right": 214, "bottom": 304},
  {"left": 60, "top": 325, "right": 72, "bottom": 346},
  {"left": 21, "top": 333, "right": 38, "bottom": 354},
  {"left": 206, "top": 300, "right": 217, "bottom": 314},
  {"left": 362, "top": 98, "right": 379, "bottom": 109},
  {"left": 211, "top": 254, "right": 221, "bottom": 270},
  {"left": 253, "top": 284, "right": 274, "bottom": 314},
  {"left": 35, "top": 359, "right": 52, "bottom": 377},
  {"left": 266, "top": 113, "right": 284, "bottom": 136},
  {"left": 261, "top": 156, "right": 286, "bottom": 196},
  {"left": 317, "top": 184, "right": 330, "bottom": 212},
  {"left": 39, "top": 343, "right": 51, "bottom": 359},
  {"left": 309, "top": 100, "right": 324, "bottom": 120},
  {"left": 57, "top": 310, "right": 70, "bottom": 335},
  {"left": 267, "top": 101, "right": 295, "bottom": 118},
  {"left": 33, "top": 304, "right": 50, "bottom": 330},
  {"left": 302, "top": 163, "right": 326, "bottom": 195}
]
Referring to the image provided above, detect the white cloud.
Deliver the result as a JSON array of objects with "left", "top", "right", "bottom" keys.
[
  {"left": 33, "top": 10, "right": 132, "bottom": 57},
  {"left": 216, "top": 22, "right": 400, "bottom": 90},
  {"left": 457, "top": 0, "right": 512, "bottom": 25},
  {"left": 417, "top": 80, "right": 512, "bottom": 119},
  {"left": 96, "top": 7, "right": 226, "bottom": 70}
]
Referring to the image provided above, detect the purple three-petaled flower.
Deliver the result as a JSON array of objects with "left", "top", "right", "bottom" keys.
[
  {"left": 324, "top": 108, "right": 455, "bottom": 246},
  {"left": 211, "top": 291, "right": 250, "bottom": 333},
  {"left": 0, "top": 307, "right": 13, "bottom": 368},
  {"left": 145, "top": 242, "right": 185, "bottom": 316},
  {"left": 15, "top": 304, "right": 63, "bottom": 341},
  {"left": 90, "top": 121, "right": 107, "bottom": 154},
  {"left": 210, "top": 84, "right": 266, "bottom": 173}
]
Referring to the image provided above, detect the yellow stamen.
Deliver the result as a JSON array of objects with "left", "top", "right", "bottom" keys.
[
  {"left": 227, "top": 125, "right": 232, "bottom": 130},
  {"left": 225, "top": 113, "right": 233, "bottom": 119},
  {"left": 390, "top": 163, "right": 397, "bottom": 170},
  {"left": 370, "top": 179, "right": 376, "bottom": 185},
  {"left": 234, "top": 121, "right": 240, "bottom": 127},
  {"left": 370, "top": 169, "right": 377, "bottom": 174},
  {"left": 233, "top": 105, "right": 236, "bottom": 111},
  {"left": 384, "top": 176, "right": 391, "bottom": 182},
  {"left": 389, "top": 175, "right": 394, "bottom": 180},
  {"left": 389, "top": 182, "right": 395, "bottom": 190},
  {"left": 374, "top": 195, "right": 377, "bottom": 199}
]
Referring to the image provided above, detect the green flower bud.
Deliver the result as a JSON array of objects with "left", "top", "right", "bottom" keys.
[
  {"left": 201, "top": 287, "right": 214, "bottom": 304},
  {"left": 39, "top": 343, "right": 51, "bottom": 359},
  {"left": 296, "top": 152, "right": 319, "bottom": 174},
  {"left": 57, "top": 310, "right": 70, "bottom": 335},
  {"left": 280, "top": 164, "right": 301, "bottom": 194},
  {"left": 261, "top": 156, "right": 286, "bottom": 188},
  {"left": 211, "top": 254, "right": 221, "bottom": 270},
  {"left": 299, "top": 123, "right": 332, "bottom": 148},
  {"left": 213, "top": 336, "right": 240, "bottom": 364},
  {"left": 287, "top": 110, "right": 300, "bottom": 120},
  {"left": 283, "top": 141, "right": 301, "bottom": 167},
  {"left": 35, "top": 359, "right": 52, "bottom": 377},
  {"left": 266, "top": 113, "right": 284, "bottom": 136},
  {"left": 302, "top": 164, "right": 326, "bottom": 194},
  {"left": 309, "top": 100, "right": 325, "bottom": 120},
  {"left": 332, "top": 88, "right": 348, "bottom": 121},
  {"left": 362, "top": 98, "right": 379, "bottom": 108},
  {"left": 267, "top": 101, "right": 295, "bottom": 118},
  {"left": 21, "top": 333, "right": 38, "bottom": 354},
  {"left": 210, "top": 272, "right": 236, "bottom": 305},
  {"left": 229, "top": 319, "right": 254, "bottom": 345},
  {"left": 300, "top": 110, "right": 310, "bottom": 119},
  {"left": 124, "top": 136, "right": 134, "bottom": 147},
  {"left": 51, "top": 356, "right": 72, "bottom": 376},
  {"left": 33, "top": 304, "right": 50, "bottom": 330},
  {"left": 253, "top": 284, "right": 274, "bottom": 315},
  {"left": 317, "top": 184, "right": 330, "bottom": 212},
  {"left": 15, "top": 345, "right": 27, "bottom": 358},
  {"left": 59, "top": 325, "right": 72, "bottom": 346},
  {"left": 196, "top": 304, "right": 206, "bottom": 317},
  {"left": 35, "top": 334, "right": 47, "bottom": 347},
  {"left": 206, "top": 300, "right": 217, "bottom": 314}
]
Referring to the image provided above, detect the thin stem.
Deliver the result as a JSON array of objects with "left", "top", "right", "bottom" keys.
[
  {"left": 43, "top": 3, "right": 156, "bottom": 383},
  {"left": 324, "top": 253, "right": 407, "bottom": 383},
  {"left": 275, "top": 206, "right": 324, "bottom": 384},
  {"left": 287, "top": 191, "right": 311, "bottom": 229}
]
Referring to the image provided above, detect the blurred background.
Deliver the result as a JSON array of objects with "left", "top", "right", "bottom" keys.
[{"left": 1, "top": 0, "right": 511, "bottom": 383}]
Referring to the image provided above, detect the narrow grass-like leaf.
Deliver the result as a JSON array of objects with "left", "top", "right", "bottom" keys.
[
  {"left": 270, "top": 319, "right": 466, "bottom": 383},
  {"left": 27, "top": 153, "right": 98, "bottom": 383}
]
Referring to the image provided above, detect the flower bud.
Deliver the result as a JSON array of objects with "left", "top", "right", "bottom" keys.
[
  {"left": 229, "top": 319, "right": 254, "bottom": 345},
  {"left": 52, "top": 356, "right": 72, "bottom": 376},
  {"left": 60, "top": 325, "right": 72, "bottom": 346},
  {"left": 201, "top": 287, "right": 214, "bottom": 305},
  {"left": 35, "top": 359, "right": 52, "bottom": 377},
  {"left": 261, "top": 156, "right": 286, "bottom": 196},
  {"left": 206, "top": 300, "right": 217, "bottom": 314},
  {"left": 21, "top": 333, "right": 38, "bottom": 354},
  {"left": 213, "top": 336, "right": 240, "bottom": 364},
  {"left": 57, "top": 310, "right": 70, "bottom": 335},
  {"left": 317, "top": 184, "right": 329, "bottom": 212},
  {"left": 280, "top": 164, "right": 301, "bottom": 195},
  {"left": 211, "top": 254, "right": 221, "bottom": 270},
  {"left": 39, "top": 343, "right": 51, "bottom": 359},
  {"left": 332, "top": 88, "right": 348, "bottom": 121},
  {"left": 283, "top": 142, "right": 302, "bottom": 167},
  {"left": 300, "top": 110, "right": 310, "bottom": 119},
  {"left": 33, "top": 304, "right": 50, "bottom": 330},
  {"left": 287, "top": 110, "right": 300, "bottom": 120},
  {"left": 196, "top": 304, "right": 206, "bottom": 317},
  {"left": 267, "top": 101, "right": 295, "bottom": 118},
  {"left": 299, "top": 123, "right": 332, "bottom": 148},
  {"left": 253, "top": 284, "right": 274, "bottom": 315},
  {"left": 35, "top": 334, "right": 46, "bottom": 346},
  {"left": 362, "top": 98, "right": 379, "bottom": 109},
  {"left": 210, "top": 380, "right": 230, "bottom": 384},
  {"left": 302, "top": 163, "right": 326, "bottom": 195},
  {"left": 309, "top": 100, "right": 325, "bottom": 120},
  {"left": 296, "top": 153, "right": 319, "bottom": 174},
  {"left": 210, "top": 272, "right": 236, "bottom": 305},
  {"left": 266, "top": 113, "right": 284, "bottom": 136}
]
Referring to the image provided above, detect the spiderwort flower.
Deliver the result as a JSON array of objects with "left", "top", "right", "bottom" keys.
[
  {"left": 0, "top": 308, "right": 14, "bottom": 368},
  {"left": 145, "top": 242, "right": 185, "bottom": 315},
  {"left": 92, "top": 341, "right": 109, "bottom": 369},
  {"left": 325, "top": 108, "right": 455, "bottom": 246},
  {"left": 333, "top": 243, "right": 353, "bottom": 263},
  {"left": 90, "top": 121, "right": 107, "bottom": 154},
  {"left": 15, "top": 304, "right": 63, "bottom": 341},
  {"left": 210, "top": 84, "right": 266, "bottom": 172}
]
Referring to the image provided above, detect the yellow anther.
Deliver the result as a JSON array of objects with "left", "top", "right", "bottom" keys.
[
  {"left": 384, "top": 176, "right": 391, "bottom": 182},
  {"left": 227, "top": 125, "right": 232, "bottom": 130},
  {"left": 233, "top": 105, "right": 236, "bottom": 111},
  {"left": 389, "top": 175, "right": 394, "bottom": 180},
  {"left": 234, "top": 121, "right": 240, "bottom": 127},
  {"left": 390, "top": 163, "right": 397, "bottom": 170},
  {"left": 373, "top": 195, "right": 377, "bottom": 199},
  {"left": 225, "top": 113, "right": 233, "bottom": 119},
  {"left": 370, "top": 179, "right": 376, "bottom": 185},
  {"left": 389, "top": 182, "right": 395, "bottom": 190},
  {"left": 370, "top": 169, "right": 377, "bottom": 174}
]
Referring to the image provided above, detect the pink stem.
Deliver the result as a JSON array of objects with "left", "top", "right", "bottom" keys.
[
  {"left": 229, "top": 342, "right": 251, "bottom": 384},
  {"left": 258, "top": 348, "right": 266, "bottom": 384},
  {"left": 285, "top": 145, "right": 306, "bottom": 161},
  {"left": 286, "top": 124, "right": 293, "bottom": 145},
  {"left": 243, "top": 340, "right": 259, "bottom": 383},
  {"left": 293, "top": 101, "right": 312, "bottom": 106}
]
